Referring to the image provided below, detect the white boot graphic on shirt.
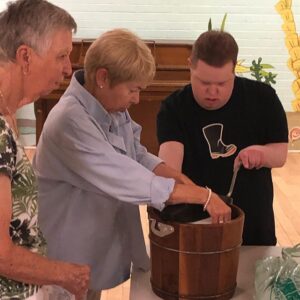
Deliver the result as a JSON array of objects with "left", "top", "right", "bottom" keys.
[{"left": 202, "top": 123, "right": 237, "bottom": 159}]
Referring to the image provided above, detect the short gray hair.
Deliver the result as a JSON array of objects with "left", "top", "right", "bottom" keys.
[
  {"left": 0, "top": 47, "right": 9, "bottom": 64},
  {"left": 0, "top": 0, "right": 77, "bottom": 62}
]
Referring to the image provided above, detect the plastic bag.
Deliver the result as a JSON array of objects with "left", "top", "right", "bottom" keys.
[{"left": 255, "top": 243, "right": 300, "bottom": 299}]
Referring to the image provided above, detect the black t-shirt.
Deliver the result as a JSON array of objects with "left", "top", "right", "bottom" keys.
[{"left": 157, "top": 76, "right": 288, "bottom": 245}]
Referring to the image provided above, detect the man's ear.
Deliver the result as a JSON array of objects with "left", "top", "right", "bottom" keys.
[
  {"left": 233, "top": 62, "right": 237, "bottom": 73},
  {"left": 187, "top": 57, "right": 194, "bottom": 70},
  {"left": 15, "top": 45, "right": 32, "bottom": 74},
  {"left": 95, "top": 68, "right": 109, "bottom": 88}
]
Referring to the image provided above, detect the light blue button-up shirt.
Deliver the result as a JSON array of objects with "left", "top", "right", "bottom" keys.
[{"left": 33, "top": 70, "right": 175, "bottom": 290}]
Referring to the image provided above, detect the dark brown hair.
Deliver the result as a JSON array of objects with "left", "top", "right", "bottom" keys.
[{"left": 190, "top": 30, "right": 238, "bottom": 67}]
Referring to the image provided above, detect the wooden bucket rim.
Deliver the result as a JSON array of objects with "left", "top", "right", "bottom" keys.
[{"left": 148, "top": 204, "right": 244, "bottom": 228}]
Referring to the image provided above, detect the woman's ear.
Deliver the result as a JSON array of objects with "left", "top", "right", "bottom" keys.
[
  {"left": 95, "top": 68, "right": 108, "bottom": 89},
  {"left": 15, "top": 45, "right": 32, "bottom": 75}
]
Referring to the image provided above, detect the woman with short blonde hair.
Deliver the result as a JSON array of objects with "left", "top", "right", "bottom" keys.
[{"left": 35, "top": 28, "right": 230, "bottom": 300}]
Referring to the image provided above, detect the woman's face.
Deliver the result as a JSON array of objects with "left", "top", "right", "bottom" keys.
[
  {"left": 100, "top": 81, "right": 145, "bottom": 113},
  {"left": 24, "top": 28, "right": 73, "bottom": 102}
]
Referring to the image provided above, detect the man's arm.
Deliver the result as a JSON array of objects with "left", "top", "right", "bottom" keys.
[
  {"left": 234, "top": 142, "right": 288, "bottom": 170},
  {"left": 156, "top": 141, "right": 195, "bottom": 185},
  {"left": 153, "top": 161, "right": 194, "bottom": 185},
  {"left": 158, "top": 141, "right": 184, "bottom": 171}
]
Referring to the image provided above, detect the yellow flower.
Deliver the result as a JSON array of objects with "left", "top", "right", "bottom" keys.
[
  {"left": 292, "top": 99, "right": 300, "bottom": 111},
  {"left": 279, "top": 9, "right": 294, "bottom": 22},
  {"left": 287, "top": 58, "right": 293, "bottom": 72},
  {"left": 275, "top": 0, "right": 292, "bottom": 12},
  {"left": 285, "top": 34, "right": 299, "bottom": 49},
  {"left": 292, "top": 79, "right": 300, "bottom": 96},
  {"left": 282, "top": 22, "right": 296, "bottom": 33},
  {"left": 234, "top": 60, "right": 250, "bottom": 74},
  {"left": 292, "top": 60, "right": 300, "bottom": 72},
  {"left": 289, "top": 47, "right": 300, "bottom": 60}
]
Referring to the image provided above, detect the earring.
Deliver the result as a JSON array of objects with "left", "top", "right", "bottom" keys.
[{"left": 99, "top": 85, "right": 103, "bottom": 89}]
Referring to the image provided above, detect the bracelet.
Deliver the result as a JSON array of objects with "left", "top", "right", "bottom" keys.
[{"left": 203, "top": 187, "right": 212, "bottom": 211}]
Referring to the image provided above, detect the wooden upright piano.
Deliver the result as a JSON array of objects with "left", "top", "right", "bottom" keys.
[{"left": 35, "top": 39, "right": 192, "bottom": 154}]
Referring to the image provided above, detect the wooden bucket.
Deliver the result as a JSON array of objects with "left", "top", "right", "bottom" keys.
[{"left": 148, "top": 205, "right": 244, "bottom": 300}]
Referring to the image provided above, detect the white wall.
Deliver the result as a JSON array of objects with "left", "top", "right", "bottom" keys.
[{"left": 1, "top": 0, "right": 300, "bottom": 113}]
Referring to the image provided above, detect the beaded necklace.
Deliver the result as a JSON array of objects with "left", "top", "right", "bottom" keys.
[{"left": 0, "top": 88, "right": 19, "bottom": 137}]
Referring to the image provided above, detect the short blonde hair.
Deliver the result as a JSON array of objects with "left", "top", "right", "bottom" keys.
[{"left": 84, "top": 29, "right": 155, "bottom": 87}]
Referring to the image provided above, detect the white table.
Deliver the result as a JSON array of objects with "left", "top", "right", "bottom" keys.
[{"left": 129, "top": 246, "right": 281, "bottom": 299}]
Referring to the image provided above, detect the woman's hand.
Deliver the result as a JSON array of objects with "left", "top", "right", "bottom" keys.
[
  {"left": 62, "top": 263, "right": 90, "bottom": 300},
  {"left": 205, "top": 192, "right": 232, "bottom": 224}
]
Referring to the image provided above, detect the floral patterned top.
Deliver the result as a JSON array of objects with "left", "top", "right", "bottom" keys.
[{"left": 0, "top": 115, "right": 46, "bottom": 299}]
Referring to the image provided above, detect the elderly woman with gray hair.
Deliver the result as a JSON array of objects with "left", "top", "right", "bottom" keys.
[
  {"left": 34, "top": 28, "right": 231, "bottom": 299},
  {"left": 0, "top": 0, "right": 90, "bottom": 299}
]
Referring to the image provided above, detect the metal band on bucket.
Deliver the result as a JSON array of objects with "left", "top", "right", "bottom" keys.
[{"left": 150, "top": 239, "right": 242, "bottom": 255}]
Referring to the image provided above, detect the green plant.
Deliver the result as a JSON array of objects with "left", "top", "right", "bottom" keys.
[
  {"left": 207, "top": 16, "right": 277, "bottom": 86},
  {"left": 250, "top": 57, "right": 277, "bottom": 85},
  {"left": 208, "top": 13, "right": 227, "bottom": 31}
]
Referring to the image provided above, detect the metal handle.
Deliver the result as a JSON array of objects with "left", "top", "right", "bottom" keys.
[
  {"left": 226, "top": 164, "right": 240, "bottom": 198},
  {"left": 150, "top": 218, "right": 174, "bottom": 237}
]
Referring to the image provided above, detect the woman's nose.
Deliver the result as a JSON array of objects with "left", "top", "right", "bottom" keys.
[
  {"left": 132, "top": 92, "right": 140, "bottom": 104},
  {"left": 63, "top": 56, "right": 72, "bottom": 76}
]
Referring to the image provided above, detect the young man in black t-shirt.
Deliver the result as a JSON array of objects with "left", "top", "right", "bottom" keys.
[{"left": 157, "top": 30, "right": 288, "bottom": 245}]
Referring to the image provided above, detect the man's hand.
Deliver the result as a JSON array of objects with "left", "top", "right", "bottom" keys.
[
  {"left": 234, "top": 143, "right": 288, "bottom": 170},
  {"left": 234, "top": 145, "right": 265, "bottom": 170}
]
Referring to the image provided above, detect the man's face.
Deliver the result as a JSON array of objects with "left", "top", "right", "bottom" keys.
[
  {"left": 25, "top": 28, "right": 73, "bottom": 100},
  {"left": 190, "top": 60, "right": 235, "bottom": 110}
]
